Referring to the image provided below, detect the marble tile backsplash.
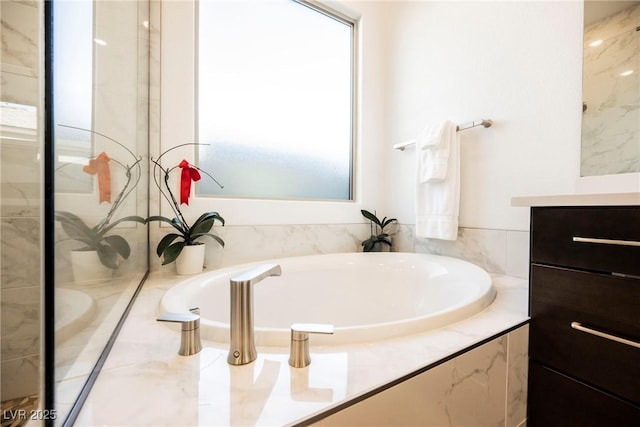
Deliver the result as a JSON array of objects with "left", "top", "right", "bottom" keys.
[
  {"left": 413, "top": 227, "right": 529, "bottom": 279},
  {"left": 153, "top": 222, "right": 529, "bottom": 279},
  {"left": 204, "top": 223, "right": 370, "bottom": 269}
]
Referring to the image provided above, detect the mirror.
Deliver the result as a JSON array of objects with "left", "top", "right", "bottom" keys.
[
  {"left": 50, "top": 0, "right": 149, "bottom": 423},
  {"left": 581, "top": 1, "right": 640, "bottom": 177}
]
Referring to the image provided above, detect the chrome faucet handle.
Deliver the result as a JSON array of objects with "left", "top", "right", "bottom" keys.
[
  {"left": 157, "top": 307, "right": 202, "bottom": 356},
  {"left": 289, "top": 323, "right": 334, "bottom": 368}
]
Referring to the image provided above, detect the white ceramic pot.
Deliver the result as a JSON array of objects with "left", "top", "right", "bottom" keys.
[
  {"left": 70, "top": 249, "right": 112, "bottom": 282},
  {"left": 175, "top": 243, "right": 206, "bottom": 275}
]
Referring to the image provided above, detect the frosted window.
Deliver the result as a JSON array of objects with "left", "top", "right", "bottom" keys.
[{"left": 197, "top": 0, "right": 354, "bottom": 200}]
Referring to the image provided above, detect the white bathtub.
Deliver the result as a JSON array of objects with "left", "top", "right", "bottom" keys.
[{"left": 160, "top": 252, "right": 496, "bottom": 346}]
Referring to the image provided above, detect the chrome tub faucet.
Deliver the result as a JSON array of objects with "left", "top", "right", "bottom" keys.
[{"left": 227, "top": 263, "right": 282, "bottom": 365}]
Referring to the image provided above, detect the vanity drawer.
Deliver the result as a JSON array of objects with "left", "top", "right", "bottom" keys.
[
  {"left": 528, "top": 361, "right": 640, "bottom": 427},
  {"left": 531, "top": 206, "right": 640, "bottom": 276},
  {"left": 529, "top": 264, "right": 640, "bottom": 404}
]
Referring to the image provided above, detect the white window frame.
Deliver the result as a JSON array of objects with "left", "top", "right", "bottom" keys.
[{"left": 159, "top": 0, "right": 365, "bottom": 225}]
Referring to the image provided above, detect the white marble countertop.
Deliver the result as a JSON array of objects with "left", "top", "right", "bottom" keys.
[
  {"left": 72, "top": 271, "right": 528, "bottom": 426},
  {"left": 511, "top": 192, "right": 640, "bottom": 207}
]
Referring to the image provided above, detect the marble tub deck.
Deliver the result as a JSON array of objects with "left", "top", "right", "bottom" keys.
[{"left": 70, "top": 271, "right": 528, "bottom": 426}]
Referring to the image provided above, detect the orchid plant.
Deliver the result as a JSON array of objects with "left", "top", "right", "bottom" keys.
[
  {"left": 361, "top": 209, "right": 398, "bottom": 252},
  {"left": 147, "top": 144, "right": 225, "bottom": 265},
  {"left": 55, "top": 125, "right": 145, "bottom": 269}
]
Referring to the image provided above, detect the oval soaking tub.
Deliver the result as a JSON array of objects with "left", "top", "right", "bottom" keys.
[{"left": 160, "top": 252, "right": 496, "bottom": 346}]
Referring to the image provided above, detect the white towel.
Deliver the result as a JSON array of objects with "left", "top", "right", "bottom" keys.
[
  {"left": 416, "top": 121, "right": 455, "bottom": 183},
  {"left": 415, "top": 121, "right": 460, "bottom": 240}
]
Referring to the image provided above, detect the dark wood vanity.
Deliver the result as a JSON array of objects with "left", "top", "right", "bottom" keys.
[{"left": 527, "top": 206, "right": 640, "bottom": 426}]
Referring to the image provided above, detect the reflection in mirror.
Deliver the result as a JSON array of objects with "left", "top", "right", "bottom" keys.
[
  {"left": 51, "top": 0, "right": 149, "bottom": 424},
  {"left": 581, "top": 1, "right": 640, "bottom": 177},
  {"left": 54, "top": 0, "right": 93, "bottom": 194}
]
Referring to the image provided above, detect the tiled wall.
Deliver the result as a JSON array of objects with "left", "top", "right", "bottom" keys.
[
  {"left": 407, "top": 226, "right": 530, "bottom": 279},
  {"left": 315, "top": 325, "right": 529, "bottom": 427},
  {"left": 0, "top": 0, "right": 42, "bottom": 401},
  {"left": 155, "top": 223, "right": 530, "bottom": 280}
]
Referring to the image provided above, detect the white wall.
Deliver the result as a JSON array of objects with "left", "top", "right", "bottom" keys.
[
  {"left": 154, "top": 0, "right": 586, "bottom": 270},
  {"left": 152, "top": 0, "right": 398, "bottom": 270},
  {"left": 385, "top": 0, "right": 584, "bottom": 231},
  {"left": 158, "top": 0, "right": 585, "bottom": 232},
  {"left": 158, "top": 0, "right": 390, "bottom": 226}
]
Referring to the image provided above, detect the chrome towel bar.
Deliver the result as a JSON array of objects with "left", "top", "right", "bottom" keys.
[{"left": 393, "top": 119, "right": 493, "bottom": 151}]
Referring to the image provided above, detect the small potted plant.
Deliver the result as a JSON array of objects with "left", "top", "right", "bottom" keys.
[
  {"left": 361, "top": 209, "right": 398, "bottom": 252},
  {"left": 55, "top": 127, "right": 145, "bottom": 280},
  {"left": 147, "top": 144, "right": 225, "bottom": 274},
  {"left": 56, "top": 210, "right": 145, "bottom": 278}
]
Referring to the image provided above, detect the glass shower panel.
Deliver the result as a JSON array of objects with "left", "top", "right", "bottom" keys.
[{"left": 51, "top": 0, "right": 149, "bottom": 424}]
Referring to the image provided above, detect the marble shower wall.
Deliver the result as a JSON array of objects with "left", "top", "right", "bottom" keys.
[
  {"left": 0, "top": 0, "right": 42, "bottom": 401},
  {"left": 316, "top": 325, "right": 529, "bottom": 427},
  {"left": 581, "top": 3, "right": 640, "bottom": 176}
]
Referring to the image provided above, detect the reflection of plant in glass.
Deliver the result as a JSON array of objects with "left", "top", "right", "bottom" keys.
[
  {"left": 147, "top": 144, "right": 225, "bottom": 265},
  {"left": 55, "top": 126, "right": 145, "bottom": 269},
  {"left": 361, "top": 209, "right": 397, "bottom": 252}
]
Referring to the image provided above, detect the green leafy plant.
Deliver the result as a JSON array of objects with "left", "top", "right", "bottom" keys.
[
  {"left": 55, "top": 211, "right": 145, "bottom": 268},
  {"left": 55, "top": 126, "right": 145, "bottom": 268},
  {"left": 147, "top": 144, "right": 225, "bottom": 265},
  {"left": 361, "top": 209, "right": 398, "bottom": 252}
]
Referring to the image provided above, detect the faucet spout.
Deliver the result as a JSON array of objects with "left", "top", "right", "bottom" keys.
[{"left": 227, "top": 263, "right": 282, "bottom": 365}]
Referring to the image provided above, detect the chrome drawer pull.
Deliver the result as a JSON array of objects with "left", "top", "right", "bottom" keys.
[
  {"left": 571, "top": 322, "right": 640, "bottom": 349},
  {"left": 572, "top": 237, "right": 640, "bottom": 247}
]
